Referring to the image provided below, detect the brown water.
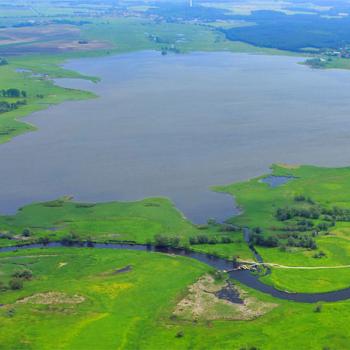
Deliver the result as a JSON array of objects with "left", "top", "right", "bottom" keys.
[{"left": 2, "top": 51, "right": 350, "bottom": 223}]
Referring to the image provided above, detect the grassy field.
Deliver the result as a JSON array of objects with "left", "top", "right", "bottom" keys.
[
  {"left": 0, "top": 197, "right": 197, "bottom": 244},
  {"left": 81, "top": 17, "right": 293, "bottom": 55},
  {"left": 1, "top": 247, "right": 350, "bottom": 349},
  {"left": 0, "top": 196, "right": 254, "bottom": 261},
  {"left": 216, "top": 164, "right": 350, "bottom": 293}
]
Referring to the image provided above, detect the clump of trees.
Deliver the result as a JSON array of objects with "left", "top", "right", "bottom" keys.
[
  {"left": 0, "top": 100, "right": 27, "bottom": 113},
  {"left": 276, "top": 206, "right": 321, "bottom": 221},
  {"left": 321, "top": 206, "right": 350, "bottom": 222},
  {"left": 61, "top": 232, "right": 82, "bottom": 246},
  {"left": 294, "top": 195, "right": 314, "bottom": 204},
  {"left": 219, "top": 224, "right": 240, "bottom": 232},
  {"left": 154, "top": 234, "right": 181, "bottom": 248},
  {"left": 0, "top": 268, "right": 34, "bottom": 292},
  {"left": 0, "top": 88, "right": 26, "bottom": 98},
  {"left": 188, "top": 234, "right": 235, "bottom": 245},
  {"left": 250, "top": 234, "right": 279, "bottom": 248},
  {"left": 12, "top": 269, "right": 33, "bottom": 280},
  {"left": 0, "top": 58, "right": 8, "bottom": 66}
]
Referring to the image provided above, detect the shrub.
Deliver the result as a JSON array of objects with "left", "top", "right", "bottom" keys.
[
  {"left": 9, "top": 278, "right": 23, "bottom": 290},
  {"left": 154, "top": 234, "right": 180, "bottom": 248},
  {"left": 61, "top": 232, "right": 82, "bottom": 246},
  {"left": 38, "top": 236, "right": 51, "bottom": 245},
  {"left": 252, "top": 227, "right": 263, "bottom": 234},
  {"left": 221, "top": 236, "right": 233, "bottom": 244},
  {"left": 314, "top": 304, "right": 322, "bottom": 313},
  {"left": 0, "top": 280, "right": 7, "bottom": 291},
  {"left": 175, "top": 331, "right": 184, "bottom": 338},
  {"left": 12, "top": 269, "right": 33, "bottom": 280}
]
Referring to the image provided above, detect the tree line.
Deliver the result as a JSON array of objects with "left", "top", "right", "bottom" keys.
[{"left": 1, "top": 88, "right": 27, "bottom": 98}]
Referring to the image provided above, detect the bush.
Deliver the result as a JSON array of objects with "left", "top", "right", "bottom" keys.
[
  {"left": 9, "top": 278, "right": 23, "bottom": 290},
  {"left": 12, "top": 269, "right": 33, "bottom": 280},
  {"left": 38, "top": 236, "right": 51, "bottom": 245},
  {"left": 61, "top": 232, "right": 82, "bottom": 246},
  {"left": 219, "top": 224, "right": 239, "bottom": 232},
  {"left": 208, "top": 237, "right": 218, "bottom": 245},
  {"left": 221, "top": 236, "right": 233, "bottom": 244},
  {"left": 252, "top": 227, "right": 263, "bottom": 234},
  {"left": 0, "top": 280, "right": 7, "bottom": 291},
  {"left": 294, "top": 195, "right": 306, "bottom": 202},
  {"left": 314, "top": 304, "right": 322, "bottom": 313},
  {"left": 154, "top": 234, "right": 180, "bottom": 248},
  {"left": 251, "top": 234, "right": 279, "bottom": 247}
]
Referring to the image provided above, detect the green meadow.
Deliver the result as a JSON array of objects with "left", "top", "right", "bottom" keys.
[
  {"left": 216, "top": 164, "right": 350, "bottom": 293},
  {"left": 0, "top": 196, "right": 253, "bottom": 262},
  {"left": 1, "top": 247, "right": 350, "bottom": 350}
]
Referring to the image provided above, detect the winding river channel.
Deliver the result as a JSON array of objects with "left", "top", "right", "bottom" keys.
[{"left": 1, "top": 242, "right": 350, "bottom": 303}]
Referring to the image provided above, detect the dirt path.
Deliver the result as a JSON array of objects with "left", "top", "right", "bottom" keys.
[{"left": 240, "top": 261, "right": 350, "bottom": 270}]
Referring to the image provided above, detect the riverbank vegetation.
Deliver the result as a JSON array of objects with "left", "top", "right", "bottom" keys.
[{"left": 0, "top": 196, "right": 253, "bottom": 261}]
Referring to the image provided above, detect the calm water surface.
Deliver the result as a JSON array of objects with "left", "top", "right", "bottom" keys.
[{"left": 2, "top": 51, "right": 350, "bottom": 223}]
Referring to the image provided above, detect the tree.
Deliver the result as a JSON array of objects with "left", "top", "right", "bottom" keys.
[{"left": 22, "top": 228, "right": 31, "bottom": 237}]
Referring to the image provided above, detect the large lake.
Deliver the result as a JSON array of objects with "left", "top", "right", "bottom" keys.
[{"left": 2, "top": 51, "right": 350, "bottom": 223}]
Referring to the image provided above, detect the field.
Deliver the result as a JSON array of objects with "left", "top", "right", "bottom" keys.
[
  {"left": 2, "top": 1, "right": 350, "bottom": 349},
  {"left": 1, "top": 247, "right": 350, "bottom": 350}
]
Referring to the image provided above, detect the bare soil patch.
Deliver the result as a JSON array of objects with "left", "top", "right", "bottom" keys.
[
  {"left": 17, "top": 292, "right": 85, "bottom": 305},
  {"left": 0, "top": 24, "right": 110, "bottom": 55},
  {"left": 174, "top": 274, "right": 277, "bottom": 321}
]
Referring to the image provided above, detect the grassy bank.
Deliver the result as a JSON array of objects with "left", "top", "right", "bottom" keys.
[{"left": 1, "top": 247, "right": 350, "bottom": 349}]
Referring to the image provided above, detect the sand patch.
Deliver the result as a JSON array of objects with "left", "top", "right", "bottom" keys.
[
  {"left": 17, "top": 292, "right": 85, "bottom": 305},
  {"left": 276, "top": 163, "right": 300, "bottom": 169},
  {"left": 58, "top": 262, "right": 68, "bottom": 268},
  {"left": 174, "top": 274, "right": 277, "bottom": 321}
]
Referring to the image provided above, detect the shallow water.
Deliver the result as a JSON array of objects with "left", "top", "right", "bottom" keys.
[
  {"left": 260, "top": 175, "right": 295, "bottom": 188},
  {"left": 2, "top": 51, "right": 350, "bottom": 223}
]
